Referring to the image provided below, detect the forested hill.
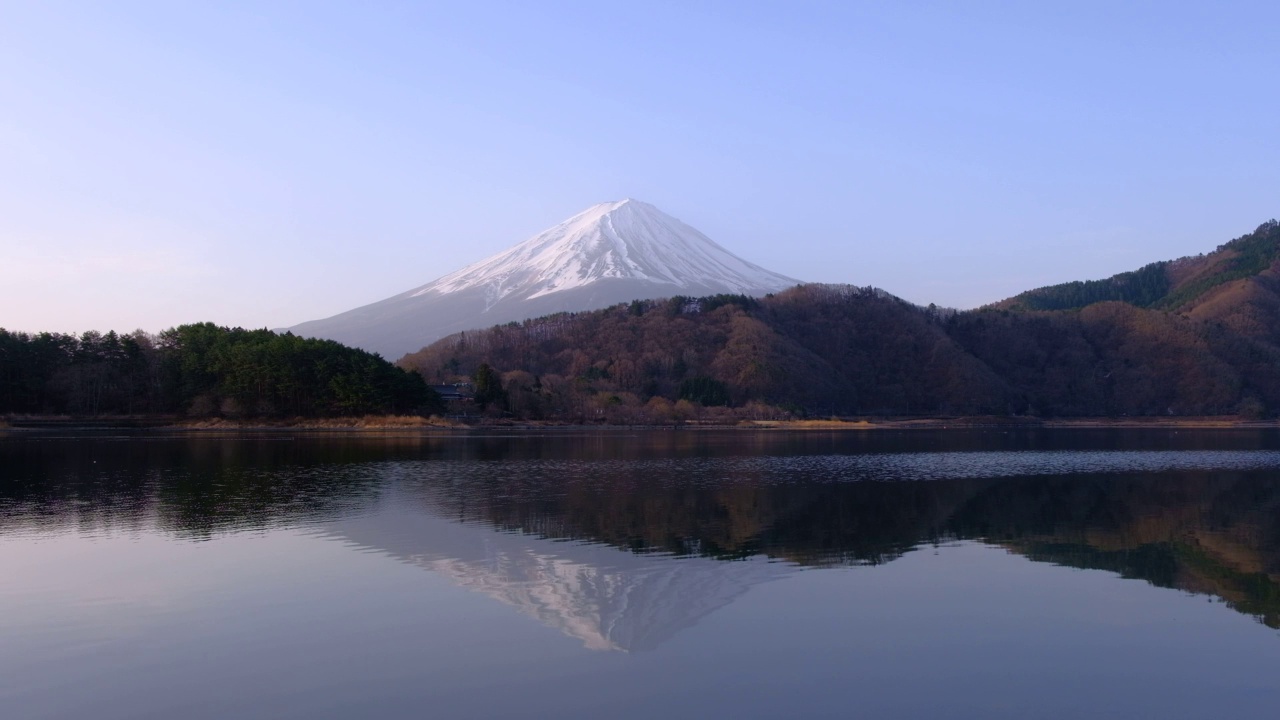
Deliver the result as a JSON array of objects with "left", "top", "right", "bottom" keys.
[
  {"left": 402, "top": 253, "right": 1280, "bottom": 420},
  {"left": 994, "top": 220, "right": 1280, "bottom": 314},
  {"left": 405, "top": 287, "right": 1011, "bottom": 417},
  {"left": 0, "top": 323, "right": 440, "bottom": 418}
]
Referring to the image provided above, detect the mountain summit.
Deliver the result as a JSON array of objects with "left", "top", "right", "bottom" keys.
[
  {"left": 422, "top": 198, "right": 796, "bottom": 302},
  {"left": 287, "top": 199, "right": 799, "bottom": 359}
]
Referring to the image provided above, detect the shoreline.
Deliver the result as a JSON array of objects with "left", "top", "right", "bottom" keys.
[
  {"left": 5, "top": 414, "right": 1280, "bottom": 432},
  {"left": 742, "top": 417, "right": 1280, "bottom": 430}
]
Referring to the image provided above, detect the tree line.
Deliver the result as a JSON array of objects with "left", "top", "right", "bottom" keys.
[{"left": 0, "top": 323, "right": 440, "bottom": 418}]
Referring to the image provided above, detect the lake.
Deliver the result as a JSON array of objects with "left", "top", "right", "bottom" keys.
[{"left": 3, "top": 428, "right": 1280, "bottom": 719}]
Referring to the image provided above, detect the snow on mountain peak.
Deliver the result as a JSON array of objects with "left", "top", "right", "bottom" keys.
[
  {"left": 411, "top": 198, "right": 797, "bottom": 306},
  {"left": 286, "top": 199, "right": 802, "bottom": 359}
]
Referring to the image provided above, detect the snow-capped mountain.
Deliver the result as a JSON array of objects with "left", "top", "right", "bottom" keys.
[
  {"left": 423, "top": 198, "right": 795, "bottom": 303},
  {"left": 286, "top": 199, "right": 799, "bottom": 359}
]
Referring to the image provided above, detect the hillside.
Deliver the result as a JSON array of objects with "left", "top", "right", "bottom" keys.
[
  {"left": 401, "top": 270, "right": 1280, "bottom": 420},
  {"left": 399, "top": 219, "right": 1280, "bottom": 420},
  {"left": 402, "top": 287, "right": 1007, "bottom": 418},
  {"left": 994, "top": 219, "right": 1280, "bottom": 319}
]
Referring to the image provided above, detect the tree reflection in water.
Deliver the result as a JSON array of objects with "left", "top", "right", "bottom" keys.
[{"left": 3, "top": 429, "right": 1279, "bottom": 638}]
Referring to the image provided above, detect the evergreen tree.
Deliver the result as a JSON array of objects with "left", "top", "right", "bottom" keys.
[{"left": 473, "top": 362, "right": 506, "bottom": 411}]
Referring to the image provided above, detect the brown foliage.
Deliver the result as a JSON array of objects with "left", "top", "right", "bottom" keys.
[
  {"left": 399, "top": 278, "right": 1280, "bottom": 419},
  {"left": 399, "top": 287, "right": 1013, "bottom": 418}
]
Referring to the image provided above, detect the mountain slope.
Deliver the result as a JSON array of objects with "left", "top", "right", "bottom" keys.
[
  {"left": 286, "top": 199, "right": 799, "bottom": 359},
  {"left": 402, "top": 257, "right": 1280, "bottom": 419},
  {"left": 994, "top": 220, "right": 1280, "bottom": 316},
  {"left": 402, "top": 286, "right": 1021, "bottom": 416}
]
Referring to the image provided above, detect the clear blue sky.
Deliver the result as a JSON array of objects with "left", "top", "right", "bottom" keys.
[{"left": 2, "top": 1, "right": 1277, "bottom": 333}]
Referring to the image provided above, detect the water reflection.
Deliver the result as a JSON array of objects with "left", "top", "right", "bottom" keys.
[
  {"left": 329, "top": 495, "right": 792, "bottom": 651},
  {"left": 3, "top": 429, "right": 1280, "bottom": 644}
]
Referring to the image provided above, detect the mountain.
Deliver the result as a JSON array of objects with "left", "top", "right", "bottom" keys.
[
  {"left": 402, "top": 286, "right": 1018, "bottom": 417},
  {"left": 402, "top": 219, "right": 1280, "bottom": 419},
  {"left": 993, "top": 220, "right": 1280, "bottom": 329},
  {"left": 984, "top": 218, "right": 1280, "bottom": 367},
  {"left": 286, "top": 199, "right": 799, "bottom": 359}
]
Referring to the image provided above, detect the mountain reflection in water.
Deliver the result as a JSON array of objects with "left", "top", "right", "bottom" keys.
[
  {"left": 328, "top": 497, "right": 792, "bottom": 651},
  {"left": 3, "top": 429, "right": 1280, "bottom": 646}
]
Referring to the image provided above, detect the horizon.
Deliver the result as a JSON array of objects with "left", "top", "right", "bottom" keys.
[{"left": 3, "top": 2, "right": 1278, "bottom": 334}]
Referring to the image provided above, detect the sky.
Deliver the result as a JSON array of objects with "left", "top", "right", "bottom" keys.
[{"left": 2, "top": 0, "right": 1278, "bottom": 334}]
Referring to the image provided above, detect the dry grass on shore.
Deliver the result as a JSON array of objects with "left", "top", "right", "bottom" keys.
[
  {"left": 169, "top": 415, "right": 462, "bottom": 430},
  {"left": 744, "top": 419, "right": 875, "bottom": 430}
]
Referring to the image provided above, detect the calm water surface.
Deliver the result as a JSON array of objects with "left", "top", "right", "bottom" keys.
[{"left": 3, "top": 429, "right": 1280, "bottom": 719}]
